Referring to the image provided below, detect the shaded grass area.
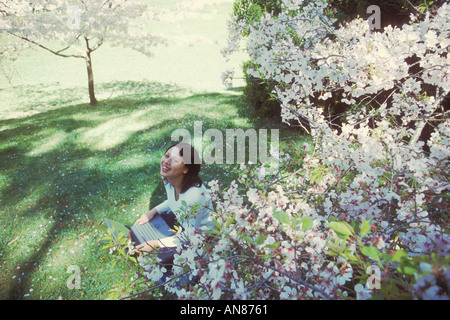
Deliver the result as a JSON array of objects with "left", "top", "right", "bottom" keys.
[{"left": 0, "top": 80, "right": 291, "bottom": 299}]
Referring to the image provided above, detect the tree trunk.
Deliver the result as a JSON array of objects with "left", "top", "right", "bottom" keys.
[{"left": 85, "top": 39, "right": 97, "bottom": 105}]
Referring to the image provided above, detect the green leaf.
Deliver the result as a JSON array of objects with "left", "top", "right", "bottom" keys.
[
  {"left": 242, "top": 235, "right": 255, "bottom": 245},
  {"left": 361, "top": 245, "right": 381, "bottom": 262},
  {"left": 256, "top": 233, "right": 267, "bottom": 245},
  {"left": 391, "top": 249, "right": 419, "bottom": 275},
  {"left": 329, "top": 221, "right": 355, "bottom": 238},
  {"left": 212, "top": 218, "right": 222, "bottom": 230},
  {"left": 301, "top": 216, "right": 313, "bottom": 231},
  {"left": 310, "top": 172, "right": 322, "bottom": 183},
  {"left": 392, "top": 249, "right": 408, "bottom": 262},
  {"left": 398, "top": 258, "right": 419, "bottom": 275},
  {"left": 226, "top": 215, "right": 235, "bottom": 228},
  {"left": 128, "top": 256, "right": 137, "bottom": 264},
  {"left": 274, "top": 210, "right": 290, "bottom": 225},
  {"left": 360, "top": 219, "right": 371, "bottom": 236},
  {"left": 382, "top": 252, "right": 394, "bottom": 264},
  {"left": 342, "top": 250, "right": 358, "bottom": 262}
]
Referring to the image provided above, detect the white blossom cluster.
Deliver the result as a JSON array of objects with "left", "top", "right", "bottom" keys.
[{"left": 140, "top": 1, "right": 449, "bottom": 300}]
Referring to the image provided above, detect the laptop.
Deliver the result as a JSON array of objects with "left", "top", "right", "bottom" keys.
[{"left": 105, "top": 214, "right": 175, "bottom": 246}]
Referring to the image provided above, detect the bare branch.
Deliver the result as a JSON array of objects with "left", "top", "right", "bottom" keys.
[
  {"left": 7, "top": 31, "right": 85, "bottom": 59},
  {"left": 119, "top": 271, "right": 189, "bottom": 300}
]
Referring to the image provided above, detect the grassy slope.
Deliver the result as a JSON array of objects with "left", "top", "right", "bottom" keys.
[{"left": 0, "top": 81, "right": 269, "bottom": 299}]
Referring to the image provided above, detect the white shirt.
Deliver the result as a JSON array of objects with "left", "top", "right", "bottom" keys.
[{"left": 154, "top": 181, "right": 213, "bottom": 248}]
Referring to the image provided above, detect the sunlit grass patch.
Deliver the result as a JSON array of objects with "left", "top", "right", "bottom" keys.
[
  {"left": 77, "top": 109, "right": 156, "bottom": 150},
  {"left": 27, "top": 129, "right": 68, "bottom": 156}
]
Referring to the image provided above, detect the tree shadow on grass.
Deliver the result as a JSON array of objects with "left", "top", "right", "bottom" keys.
[{"left": 0, "top": 80, "right": 286, "bottom": 299}]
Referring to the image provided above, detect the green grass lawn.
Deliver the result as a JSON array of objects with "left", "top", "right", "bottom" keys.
[{"left": 0, "top": 1, "right": 301, "bottom": 300}]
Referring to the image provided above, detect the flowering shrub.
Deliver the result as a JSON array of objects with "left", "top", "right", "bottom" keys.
[
  {"left": 134, "top": 135, "right": 448, "bottom": 299},
  {"left": 126, "top": 0, "right": 450, "bottom": 300}
]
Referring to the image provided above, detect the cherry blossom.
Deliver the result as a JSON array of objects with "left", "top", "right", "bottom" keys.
[{"left": 131, "top": 0, "right": 450, "bottom": 300}]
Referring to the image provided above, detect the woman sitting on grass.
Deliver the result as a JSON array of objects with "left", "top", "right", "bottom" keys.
[{"left": 133, "top": 142, "right": 213, "bottom": 255}]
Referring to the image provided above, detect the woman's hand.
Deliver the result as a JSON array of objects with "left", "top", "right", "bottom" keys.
[
  {"left": 134, "top": 240, "right": 159, "bottom": 253},
  {"left": 134, "top": 208, "right": 157, "bottom": 225},
  {"left": 134, "top": 212, "right": 151, "bottom": 225}
]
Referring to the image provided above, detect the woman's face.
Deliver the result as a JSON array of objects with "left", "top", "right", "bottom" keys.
[{"left": 160, "top": 146, "right": 188, "bottom": 179}]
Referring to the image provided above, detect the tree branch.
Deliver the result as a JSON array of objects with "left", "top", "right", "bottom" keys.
[
  {"left": 119, "top": 271, "right": 189, "bottom": 300},
  {"left": 262, "top": 261, "right": 334, "bottom": 300},
  {"left": 7, "top": 31, "right": 85, "bottom": 59}
]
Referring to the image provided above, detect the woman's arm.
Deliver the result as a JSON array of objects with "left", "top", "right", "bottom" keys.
[
  {"left": 155, "top": 187, "right": 213, "bottom": 248},
  {"left": 134, "top": 197, "right": 171, "bottom": 225},
  {"left": 134, "top": 207, "right": 159, "bottom": 225}
]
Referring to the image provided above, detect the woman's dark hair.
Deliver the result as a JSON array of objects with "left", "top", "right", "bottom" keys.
[{"left": 164, "top": 142, "right": 202, "bottom": 193}]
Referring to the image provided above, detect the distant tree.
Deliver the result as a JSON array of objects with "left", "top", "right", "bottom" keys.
[{"left": 0, "top": 0, "right": 167, "bottom": 105}]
